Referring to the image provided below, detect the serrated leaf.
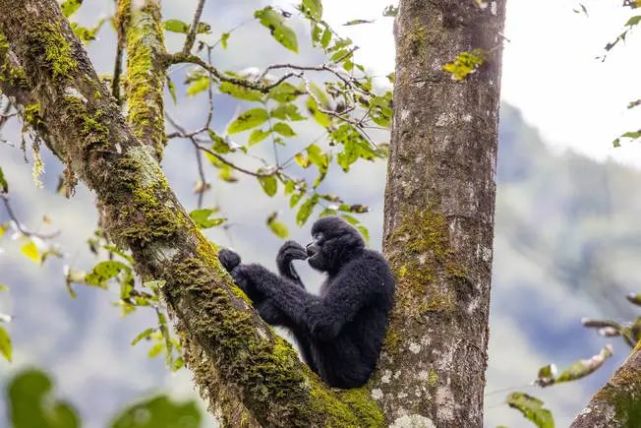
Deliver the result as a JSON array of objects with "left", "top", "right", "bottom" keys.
[
  {"left": 267, "top": 212, "right": 289, "bottom": 238},
  {"left": 189, "top": 208, "right": 225, "bottom": 229},
  {"left": 60, "top": 0, "right": 82, "bottom": 17},
  {"left": 302, "top": 0, "right": 323, "bottom": 20},
  {"left": 163, "top": 19, "right": 190, "bottom": 34},
  {"left": 507, "top": 392, "right": 554, "bottom": 428},
  {"left": 296, "top": 195, "right": 319, "bottom": 225},
  {"left": 272, "top": 122, "right": 296, "bottom": 137},
  {"left": 258, "top": 175, "right": 278, "bottom": 197},
  {"left": 248, "top": 129, "right": 271, "bottom": 145},
  {"left": 228, "top": 108, "right": 269, "bottom": 134},
  {"left": 0, "top": 325, "right": 11, "bottom": 361},
  {"left": 254, "top": 6, "right": 299, "bottom": 52},
  {"left": 219, "top": 82, "right": 263, "bottom": 101},
  {"left": 0, "top": 166, "right": 8, "bottom": 193},
  {"left": 20, "top": 241, "right": 42, "bottom": 264}
]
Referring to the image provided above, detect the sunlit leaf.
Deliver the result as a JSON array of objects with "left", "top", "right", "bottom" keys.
[
  {"left": 0, "top": 325, "right": 11, "bottom": 361},
  {"left": 271, "top": 104, "right": 305, "bottom": 121},
  {"left": 296, "top": 195, "right": 319, "bottom": 225},
  {"left": 131, "top": 328, "right": 155, "bottom": 346},
  {"left": 208, "top": 130, "right": 232, "bottom": 154},
  {"left": 258, "top": 174, "right": 278, "bottom": 197},
  {"left": 219, "top": 82, "right": 264, "bottom": 101},
  {"left": 221, "top": 32, "right": 230, "bottom": 49},
  {"left": 254, "top": 6, "right": 299, "bottom": 52},
  {"left": 535, "top": 345, "right": 614, "bottom": 387},
  {"left": 163, "top": 19, "right": 190, "bottom": 34},
  {"left": 248, "top": 129, "right": 271, "bottom": 145},
  {"left": 507, "top": 392, "right": 554, "bottom": 428},
  {"left": 228, "top": 108, "right": 269, "bottom": 134},
  {"left": 85, "top": 260, "right": 130, "bottom": 288},
  {"left": 60, "top": 0, "right": 82, "bottom": 17},
  {"left": 267, "top": 212, "right": 289, "bottom": 238},
  {"left": 443, "top": 49, "right": 486, "bottom": 81},
  {"left": 186, "top": 76, "right": 210, "bottom": 96},
  {"left": 272, "top": 122, "right": 296, "bottom": 137},
  {"left": 269, "top": 82, "right": 302, "bottom": 103},
  {"left": 20, "top": 240, "right": 42, "bottom": 264},
  {"left": 189, "top": 208, "right": 225, "bottom": 229},
  {"left": 301, "top": 0, "right": 323, "bottom": 20}
]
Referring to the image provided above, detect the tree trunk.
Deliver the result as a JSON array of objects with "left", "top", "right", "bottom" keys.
[{"left": 374, "top": 1, "right": 506, "bottom": 426}]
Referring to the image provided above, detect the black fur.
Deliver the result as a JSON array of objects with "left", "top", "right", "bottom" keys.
[{"left": 218, "top": 217, "right": 395, "bottom": 388}]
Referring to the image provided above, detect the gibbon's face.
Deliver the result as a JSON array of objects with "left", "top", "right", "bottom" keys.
[{"left": 305, "top": 217, "right": 364, "bottom": 272}]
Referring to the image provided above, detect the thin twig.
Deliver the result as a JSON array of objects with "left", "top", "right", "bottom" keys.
[
  {"left": 0, "top": 195, "right": 60, "bottom": 239},
  {"left": 182, "top": 0, "right": 207, "bottom": 55}
]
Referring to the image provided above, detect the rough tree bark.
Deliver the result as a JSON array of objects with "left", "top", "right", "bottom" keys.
[
  {"left": 0, "top": 1, "right": 383, "bottom": 426},
  {"left": 571, "top": 345, "right": 641, "bottom": 427},
  {"left": 372, "top": 1, "right": 506, "bottom": 427}
]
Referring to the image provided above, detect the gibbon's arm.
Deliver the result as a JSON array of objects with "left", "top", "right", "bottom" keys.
[{"left": 235, "top": 262, "right": 376, "bottom": 341}]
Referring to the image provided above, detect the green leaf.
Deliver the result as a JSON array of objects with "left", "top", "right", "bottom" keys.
[
  {"left": 20, "top": 240, "right": 42, "bottom": 264},
  {"left": 208, "top": 130, "right": 232, "bottom": 153},
  {"left": 258, "top": 174, "right": 278, "bottom": 197},
  {"left": 163, "top": 19, "right": 190, "bottom": 34},
  {"left": 254, "top": 6, "right": 299, "bottom": 52},
  {"left": 271, "top": 104, "right": 305, "bottom": 121},
  {"left": 0, "top": 325, "right": 11, "bottom": 361},
  {"left": 110, "top": 395, "right": 201, "bottom": 428},
  {"left": 248, "top": 129, "right": 271, "bottom": 145},
  {"left": 221, "top": 32, "right": 230, "bottom": 49},
  {"left": 268, "top": 82, "right": 302, "bottom": 102},
  {"left": 196, "top": 22, "right": 212, "bottom": 34},
  {"left": 186, "top": 76, "right": 210, "bottom": 96},
  {"left": 443, "top": 49, "right": 486, "bottom": 81},
  {"left": 8, "top": 369, "right": 81, "bottom": 428},
  {"left": 307, "top": 144, "right": 329, "bottom": 187},
  {"left": 272, "top": 122, "right": 296, "bottom": 137},
  {"left": 0, "top": 283, "right": 8, "bottom": 292},
  {"left": 131, "top": 328, "right": 156, "bottom": 346},
  {"left": 267, "top": 212, "right": 289, "bottom": 238},
  {"left": 296, "top": 195, "right": 319, "bottom": 225},
  {"left": 189, "top": 208, "right": 225, "bottom": 229},
  {"left": 71, "top": 20, "right": 106, "bottom": 44},
  {"left": 626, "top": 15, "right": 641, "bottom": 27},
  {"left": 301, "top": 0, "right": 323, "bottom": 20},
  {"left": 219, "top": 81, "right": 264, "bottom": 101},
  {"left": 0, "top": 166, "right": 8, "bottom": 193},
  {"left": 321, "top": 26, "right": 332, "bottom": 48},
  {"left": 507, "top": 392, "right": 555, "bottom": 428},
  {"left": 228, "top": 108, "right": 269, "bottom": 134},
  {"left": 166, "top": 77, "right": 177, "bottom": 104},
  {"left": 294, "top": 152, "right": 311, "bottom": 168},
  {"left": 60, "top": 0, "right": 82, "bottom": 17},
  {"left": 85, "top": 260, "right": 130, "bottom": 288},
  {"left": 306, "top": 97, "right": 331, "bottom": 127}
]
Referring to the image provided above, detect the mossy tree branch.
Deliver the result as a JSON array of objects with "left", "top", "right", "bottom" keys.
[
  {"left": 0, "top": 1, "right": 382, "bottom": 426},
  {"left": 116, "top": 0, "right": 167, "bottom": 160},
  {"left": 571, "top": 345, "right": 641, "bottom": 427}
]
